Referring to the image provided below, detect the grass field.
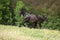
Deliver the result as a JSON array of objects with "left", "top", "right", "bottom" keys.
[{"left": 0, "top": 25, "right": 60, "bottom": 40}]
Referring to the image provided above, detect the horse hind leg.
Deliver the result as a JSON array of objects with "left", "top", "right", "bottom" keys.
[
  {"left": 37, "top": 23, "right": 41, "bottom": 29},
  {"left": 37, "top": 24, "right": 40, "bottom": 29}
]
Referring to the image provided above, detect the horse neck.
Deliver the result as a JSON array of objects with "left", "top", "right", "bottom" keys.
[{"left": 23, "top": 12, "right": 30, "bottom": 16}]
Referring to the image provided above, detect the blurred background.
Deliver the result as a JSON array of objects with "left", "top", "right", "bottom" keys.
[{"left": 0, "top": 0, "right": 60, "bottom": 30}]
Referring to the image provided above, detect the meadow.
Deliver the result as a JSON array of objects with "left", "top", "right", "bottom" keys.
[{"left": 0, "top": 25, "right": 60, "bottom": 40}]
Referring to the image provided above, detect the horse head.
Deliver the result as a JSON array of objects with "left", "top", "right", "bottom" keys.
[{"left": 18, "top": 8, "right": 27, "bottom": 16}]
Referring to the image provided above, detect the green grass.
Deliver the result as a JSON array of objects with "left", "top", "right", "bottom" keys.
[{"left": 0, "top": 25, "right": 60, "bottom": 40}]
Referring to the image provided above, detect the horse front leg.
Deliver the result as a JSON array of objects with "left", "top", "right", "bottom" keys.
[
  {"left": 39, "top": 23, "right": 41, "bottom": 28},
  {"left": 19, "top": 20, "right": 26, "bottom": 27},
  {"left": 33, "top": 22, "right": 37, "bottom": 28}
]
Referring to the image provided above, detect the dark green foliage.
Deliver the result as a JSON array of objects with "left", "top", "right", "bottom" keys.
[
  {"left": 0, "top": 0, "right": 60, "bottom": 30},
  {"left": 0, "top": 0, "right": 12, "bottom": 25},
  {"left": 15, "top": 1, "right": 25, "bottom": 26},
  {"left": 0, "top": 0, "right": 17, "bottom": 25},
  {"left": 41, "top": 12, "right": 60, "bottom": 30}
]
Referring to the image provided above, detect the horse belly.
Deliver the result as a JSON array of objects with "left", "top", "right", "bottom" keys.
[{"left": 30, "top": 16, "right": 37, "bottom": 22}]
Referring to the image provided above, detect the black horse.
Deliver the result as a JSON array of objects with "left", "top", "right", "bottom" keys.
[{"left": 18, "top": 8, "right": 48, "bottom": 28}]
